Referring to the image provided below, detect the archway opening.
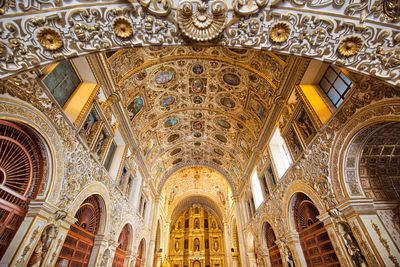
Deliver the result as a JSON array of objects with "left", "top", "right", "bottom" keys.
[
  {"left": 135, "top": 238, "right": 146, "bottom": 267},
  {"left": 0, "top": 120, "right": 45, "bottom": 259},
  {"left": 262, "top": 222, "right": 282, "bottom": 267},
  {"left": 168, "top": 205, "right": 225, "bottom": 267},
  {"left": 293, "top": 193, "right": 339, "bottom": 267},
  {"left": 56, "top": 195, "right": 102, "bottom": 266},
  {"left": 113, "top": 224, "right": 132, "bottom": 267}
]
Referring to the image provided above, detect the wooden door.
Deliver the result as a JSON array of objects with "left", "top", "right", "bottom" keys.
[{"left": 295, "top": 194, "right": 339, "bottom": 267}]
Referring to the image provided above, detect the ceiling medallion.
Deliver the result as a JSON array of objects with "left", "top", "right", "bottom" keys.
[
  {"left": 337, "top": 36, "right": 363, "bottom": 57},
  {"left": 269, "top": 22, "right": 291, "bottom": 43},
  {"left": 36, "top": 28, "right": 63, "bottom": 51},
  {"left": 112, "top": 17, "right": 133, "bottom": 38},
  {"left": 177, "top": 0, "right": 227, "bottom": 42}
]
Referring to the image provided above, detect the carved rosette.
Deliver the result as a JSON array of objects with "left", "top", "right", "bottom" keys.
[
  {"left": 178, "top": 0, "right": 227, "bottom": 42},
  {"left": 112, "top": 17, "right": 133, "bottom": 38},
  {"left": 337, "top": 36, "right": 363, "bottom": 57},
  {"left": 36, "top": 27, "right": 63, "bottom": 51},
  {"left": 269, "top": 22, "right": 291, "bottom": 43}
]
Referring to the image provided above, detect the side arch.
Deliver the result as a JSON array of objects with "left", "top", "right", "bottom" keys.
[
  {"left": 330, "top": 101, "right": 400, "bottom": 201},
  {"left": 0, "top": 98, "right": 65, "bottom": 203},
  {"left": 284, "top": 181, "right": 325, "bottom": 233},
  {"left": 68, "top": 182, "right": 111, "bottom": 235}
]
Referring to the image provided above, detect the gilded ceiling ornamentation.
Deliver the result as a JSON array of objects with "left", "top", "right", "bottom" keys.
[
  {"left": 337, "top": 36, "right": 362, "bottom": 57},
  {"left": 269, "top": 22, "right": 291, "bottom": 43},
  {"left": 112, "top": 17, "right": 133, "bottom": 38},
  {"left": 36, "top": 27, "right": 63, "bottom": 51},
  {"left": 0, "top": 0, "right": 398, "bottom": 86},
  {"left": 109, "top": 46, "right": 286, "bottom": 189},
  {"left": 177, "top": 0, "right": 227, "bottom": 41}
]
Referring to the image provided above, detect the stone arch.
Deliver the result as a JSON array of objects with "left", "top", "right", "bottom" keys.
[
  {"left": 261, "top": 221, "right": 283, "bottom": 267},
  {"left": 246, "top": 230, "right": 257, "bottom": 266},
  {"left": 168, "top": 191, "right": 226, "bottom": 224},
  {"left": 291, "top": 192, "right": 340, "bottom": 266},
  {"left": 330, "top": 101, "right": 400, "bottom": 201},
  {"left": 0, "top": 98, "right": 64, "bottom": 203},
  {"left": 135, "top": 238, "right": 146, "bottom": 267},
  {"left": 115, "top": 216, "right": 136, "bottom": 249},
  {"left": 260, "top": 218, "right": 279, "bottom": 248},
  {"left": 68, "top": 183, "right": 111, "bottom": 235},
  {"left": 158, "top": 163, "right": 237, "bottom": 195},
  {"left": 284, "top": 181, "right": 325, "bottom": 233}
]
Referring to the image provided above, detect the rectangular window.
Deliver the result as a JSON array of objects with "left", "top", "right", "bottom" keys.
[
  {"left": 184, "top": 240, "right": 188, "bottom": 249},
  {"left": 43, "top": 60, "right": 81, "bottom": 107},
  {"left": 261, "top": 174, "right": 269, "bottom": 196},
  {"left": 204, "top": 219, "right": 208, "bottom": 228},
  {"left": 103, "top": 141, "right": 116, "bottom": 170},
  {"left": 205, "top": 239, "right": 209, "bottom": 249},
  {"left": 319, "top": 66, "right": 353, "bottom": 107}
]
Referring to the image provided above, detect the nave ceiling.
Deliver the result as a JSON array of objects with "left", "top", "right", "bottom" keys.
[{"left": 104, "top": 46, "right": 293, "bottom": 194}]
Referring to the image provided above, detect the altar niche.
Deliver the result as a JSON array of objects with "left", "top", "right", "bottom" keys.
[{"left": 168, "top": 205, "right": 225, "bottom": 267}]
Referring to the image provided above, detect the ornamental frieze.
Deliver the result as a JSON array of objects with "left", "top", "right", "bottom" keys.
[{"left": 0, "top": 0, "right": 398, "bottom": 86}]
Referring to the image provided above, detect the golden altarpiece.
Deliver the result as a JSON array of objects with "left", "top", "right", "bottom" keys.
[{"left": 169, "top": 205, "right": 224, "bottom": 267}]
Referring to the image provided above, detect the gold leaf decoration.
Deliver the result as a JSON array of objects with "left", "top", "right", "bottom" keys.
[
  {"left": 337, "top": 36, "right": 363, "bottom": 57},
  {"left": 36, "top": 28, "right": 63, "bottom": 51},
  {"left": 177, "top": 0, "right": 227, "bottom": 42},
  {"left": 269, "top": 22, "right": 291, "bottom": 43},
  {"left": 112, "top": 17, "right": 133, "bottom": 38}
]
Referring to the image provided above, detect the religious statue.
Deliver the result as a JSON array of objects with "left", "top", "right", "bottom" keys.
[
  {"left": 194, "top": 218, "right": 200, "bottom": 229},
  {"left": 194, "top": 238, "right": 200, "bottom": 251},
  {"left": 214, "top": 239, "right": 219, "bottom": 251},
  {"left": 27, "top": 224, "right": 58, "bottom": 267},
  {"left": 284, "top": 246, "right": 295, "bottom": 267},
  {"left": 336, "top": 222, "right": 367, "bottom": 267}
]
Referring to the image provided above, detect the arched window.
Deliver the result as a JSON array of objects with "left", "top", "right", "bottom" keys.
[
  {"left": 56, "top": 195, "right": 101, "bottom": 266},
  {"left": 113, "top": 224, "right": 131, "bottom": 267},
  {"left": 0, "top": 120, "right": 44, "bottom": 259},
  {"left": 263, "top": 222, "right": 282, "bottom": 267},
  {"left": 294, "top": 193, "right": 339, "bottom": 267}
]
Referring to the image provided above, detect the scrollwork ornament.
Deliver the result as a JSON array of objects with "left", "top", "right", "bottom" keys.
[
  {"left": 233, "top": 0, "right": 280, "bottom": 16},
  {"left": 269, "top": 22, "right": 291, "bottom": 43},
  {"left": 36, "top": 27, "right": 63, "bottom": 51},
  {"left": 337, "top": 36, "right": 363, "bottom": 57},
  {"left": 113, "top": 17, "right": 133, "bottom": 38},
  {"left": 178, "top": 0, "right": 227, "bottom": 42},
  {"left": 136, "top": 0, "right": 172, "bottom": 16}
]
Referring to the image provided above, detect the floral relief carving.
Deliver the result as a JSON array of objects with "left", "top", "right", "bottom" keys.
[{"left": 0, "top": 1, "right": 397, "bottom": 86}]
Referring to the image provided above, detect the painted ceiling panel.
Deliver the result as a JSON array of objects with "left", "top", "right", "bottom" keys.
[{"left": 106, "top": 46, "right": 290, "bottom": 192}]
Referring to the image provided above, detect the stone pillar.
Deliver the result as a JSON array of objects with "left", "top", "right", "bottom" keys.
[
  {"left": 125, "top": 251, "right": 137, "bottom": 267},
  {"left": 329, "top": 201, "right": 400, "bottom": 267},
  {"left": 145, "top": 197, "right": 160, "bottom": 267},
  {"left": 108, "top": 240, "right": 120, "bottom": 267},
  {"left": 233, "top": 197, "right": 249, "bottom": 267},
  {"left": 223, "top": 221, "right": 233, "bottom": 267},
  {"left": 89, "top": 234, "right": 110, "bottom": 266},
  {"left": 0, "top": 201, "right": 76, "bottom": 266},
  {"left": 281, "top": 232, "right": 306, "bottom": 267}
]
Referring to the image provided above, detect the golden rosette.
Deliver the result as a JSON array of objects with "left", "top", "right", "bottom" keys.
[
  {"left": 113, "top": 17, "right": 133, "bottom": 38},
  {"left": 338, "top": 36, "right": 362, "bottom": 57},
  {"left": 36, "top": 28, "right": 63, "bottom": 51},
  {"left": 270, "top": 22, "right": 291, "bottom": 43}
]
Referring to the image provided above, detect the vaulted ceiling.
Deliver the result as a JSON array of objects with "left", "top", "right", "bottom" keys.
[{"left": 105, "top": 46, "right": 294, "bottom": 194}]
